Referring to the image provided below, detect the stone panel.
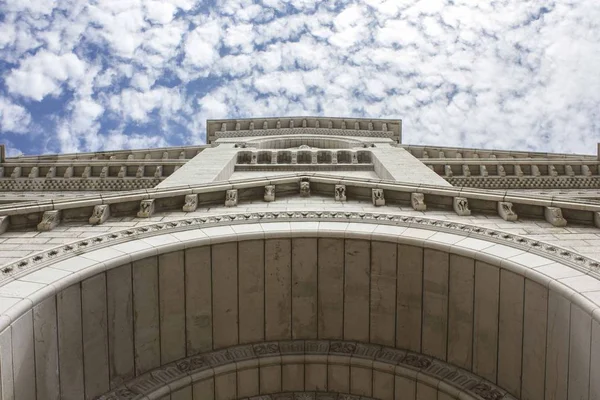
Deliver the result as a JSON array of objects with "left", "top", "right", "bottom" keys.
[
  {"left": 522, "top": 280, "right": 548, "bottom": 400},
  {"left": 568, "top": 304, "right": 591, "bottom": 400},
  {"left": 472, "top": 261, "right": 499, "bottom": 382},
  {"left": 373, "top": 370, "right": 394, "bottom": 400},
  {"left": 212, "top": 242, "right": 239, "bottom": 348},
  {"left": 265, "top": 239, "right": 292, "bottom": 340},
  {"left": 396, "top": 244, "right": 423, "bottom": 352},
  {"left": 292, "top": 238, "right": 318, "bottom": 339},
  {"left": 81, "top": 273, "right": 109, "bottom": 399},
  {"left": 0, "top": 327, "right": 14, "bottom": 400},
  {"left": 497, "top": 270, "right": 524, "bottom": 397},
  {"left": 344, "top": 239, "right": 370, "bottom": 342},
  {"left": 447, "top": 254, "right": 474, "bottom": 370},
  {"left": 215, "top": 372, "right": 237, "bottom": 400},
  {"left": 422, "top": 249, "right": 449, "bottom": 360},
  {"left": 107, "top": 263, "right": 134, "bottom": 387},
  {"left": 239, "top": 240, "right": 265, "bottom": 344},
  {"left": 192, "top": 378, "right": 214, "bottom": 400},
  {"left": 185, "top": 246, "right": 213, "bottom": 353},
  {"left": 132, "top": 256, "right": 160, "bottom": 375},
  {"left": 159, "top": 251, "right": 186, "bottom": 363},
  {"left": 33, "top": 296, "right": 59, "bottom": 400},
  {"left": 370, "top": 241, "right": 397, "bottom": 346},
  {"left": 56, "top": 284, "right": 84, "bottom": 400},
  {"left": 318, "top": 238, "right": 344, "bottom": 339},
  {"left": 237, "top": 367, "right": 259, "bottom": 398}
]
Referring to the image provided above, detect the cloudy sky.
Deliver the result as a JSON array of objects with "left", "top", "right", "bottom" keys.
[{"left": 0, "top": 0, "right": 599, "bottom": 156}]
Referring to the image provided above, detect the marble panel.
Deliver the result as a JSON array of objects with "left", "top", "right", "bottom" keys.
[
  {"left": 396, "top": 244, "right": 423, "bottom": 352},
  {"left": 185, "top": 246, "right": 213, "bottom": 353},
  {"left": 447, "top": 254, "right": 474, "bottom": 370},
  {"left": 238, "top": 240, "right": 265, "bottom": 345},
  {"left": 472, "top": 261, "right": 499, "bottom": 382},
  {"left": 159, "top": 251, "right": 186, "bottom": 363},
  {"left": 291, "top": 238, "right": 318, "bottom": 339},
  {"left": 12, "top": 311, "right": 35, "bottom": 400},
  {"left": 132, "top": 256, "right": 160, "bottom": 375},
  {"left": 370, "top": 241, "right": 397, "bottom": 347},
  {"left": 318, "top": 238, "right": 344, "bottom": 339},
  {"left": 568, "top": 304, "right": 591, "bottom": 400},
  {"left": 57, "top": 284, "right": 84, "bottom": 400},
  {"left": 33, "top": 297, "right": 59, "bottom": 400},
  {"left": 212, "top": 242, "right": 239, "bottom": 348},
  {"left": 0, "top": 328, "right": 14, "bottom": 400},
  {"left": 344, "top": 239, "right": 370, "bottom": 342},
  {"left": 422, "top": 249, "right": 449, "bottom": 360},
  {"left": 522, "top": 280, "right": 548, "bottom": 400},
  {"left": 265, "top": 239, "right": 292, "bottom": 340}
]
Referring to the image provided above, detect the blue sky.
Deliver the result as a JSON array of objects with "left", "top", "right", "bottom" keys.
[{"left": 0, "top": 0, "right": 599, "bottom": 156}]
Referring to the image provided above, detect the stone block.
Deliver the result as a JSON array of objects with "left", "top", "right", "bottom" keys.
[
  {"left": 182, "top": 194, "right": 198, "bottom": 212},
  {"left": 89, "top": 205, "right": 110, "bottom": 225},
  {"left": 38, "top": 210, "right": 61, "bottom": 231},
  {"left": 264, "top": 185, "right": 275, "bottom": 202},
  {"left": 334, "top": 185, "right": 346, "bottom": 201},
  {"left": 545, "top": 207, "right": 567, "bottom": 227},
  {"left": 372, "top": 188, "right": 385, "bottom": 206},
  {"left": 137, "top": 199, "right": 155, "bottom": 218},
  {"left": 225, "top": 189, "right": 238, "bottom": 207},
  {"left": 453, "top": 197, "right": 471, "bottom": 216},
  {"left": 411, "top": 193, "right": 426, "bottom": 211},
  {"left": 498, "top": 201, "right": 517, "bottom": 221}
]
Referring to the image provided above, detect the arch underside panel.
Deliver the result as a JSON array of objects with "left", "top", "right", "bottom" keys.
[{"left": 0, "top": 238, "right": 598, "bottom": 400}]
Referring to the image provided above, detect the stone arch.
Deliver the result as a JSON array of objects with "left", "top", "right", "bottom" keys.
[{"left": 0, "top": 216, "right": 598, "bottom": 400}]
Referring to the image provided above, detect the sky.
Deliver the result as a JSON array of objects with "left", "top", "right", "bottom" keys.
[{"left": 0, "top": 0, "right": 599, "bottom": 157}]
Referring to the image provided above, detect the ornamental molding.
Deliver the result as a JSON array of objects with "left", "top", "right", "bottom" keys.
[
  {"left": 2, "top": 210, "right": 599, "bottom": 285},
  {"left": 97, "top": 340, "right": 506, "bottom": 400},
  {"left": 445, "top": 176, "right": 600, "bottom": 189},
  {"left": 0, "top": 178, "right": 162, "bottom": 191},
  {"left": 215, "top": 128, "right": 396, "bottom": 140}
]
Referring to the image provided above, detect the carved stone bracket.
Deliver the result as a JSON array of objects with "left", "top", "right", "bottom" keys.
[
  {"left": 453, "top": 197, "right": 471, "bottom": 216},
  {"left": 137, "top": 199, "right": 155, "bottom": 218},
  {"left": 411, "top": 193, "right": 426, "bottom": 211},
  {"left": 37, "top": 210, "right": 61, "bottom": 231},
  {"left": 300, "top": 182, "right": 310, "bottom": 197},
  {"left": 225, "top": 189, "right": 238, "bottom": 207},
  {"left": 334, "top": 185, "right": 346, "bottom": 202},
  {"left": 372, "top": 189, "right": 385, "bottom": 206},
  {"left": 264, "top": 185, "right": 276, "bottom": 202},
  {"left": 497, "top": 202, "right": 517, "bottom": 222},
  {"left": 595, "top": 212, "right": 600, "bottom": 229},
  {"left": 545, "top": 207, "right": 567, "bottom": 227},
  {"left": 183, "top": 194, "right": 198, "bottom": 212},
  {"left": 89, "top": 205, "right": 110, "bottom": 225},
  {"left": 0, "top": 216, "right": 8, "bottom": 235}
]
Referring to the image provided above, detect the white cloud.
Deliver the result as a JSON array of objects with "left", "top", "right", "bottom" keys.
[
  {"left": 0, "top": 97, "right": 32, "bottom": 133},
  {"left": 0, "top": 0, "right": 599, "bottom": 155},
  {"left": 6, "top": 50, "right": 87, "bottom": 101}
]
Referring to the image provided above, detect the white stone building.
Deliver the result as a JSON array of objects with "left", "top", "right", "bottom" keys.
[{"left": 0, "top": 117, "right": 599, "bottom": 400}]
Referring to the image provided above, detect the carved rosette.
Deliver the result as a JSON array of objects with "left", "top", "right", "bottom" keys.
[
  {"left": 372, "top": 188, "right": 385, "bottom": 206},
  {"left": 334, "top": 185, "right": 346, "bottom": 202},
  {"left": 225, "top": 189, "right": 238, "bottom": 207},
  {"left": 89, "top": 205, "right": 110, "bottom": 225},
  {"left": 182, "top": 194, "right": 198, "bottom": 212},
  {"left": 264, "top": 185, "right": 276, "bottom": 202},
  {"left": 137, "top": 199, "right": 155, "bottom": 218},
  {"left": 453, "top": 197, "right": 471, "bottom": 216}
]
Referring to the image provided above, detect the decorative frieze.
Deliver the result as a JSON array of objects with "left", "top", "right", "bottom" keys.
[
  {"left": 545, "top": 207, "right": 567, "bottom": 227},
  {"left": 37, "top": 210, "right": 61, "bottom": 231},
  {"left": 497, "top": 202, "right": 517, "bottom": 221},
  {"left": 372, "top": 189, "right": 385, "bottom": 206},
  {"left": 183, "top": 194, "right": 198, "bottom": 212},
  {"left": 264, "top": 185, "right": 276, "bottom": 202},
  {"left": 137, "top": 199, "right": 155, "bottom": 218},
  {"left": 225, "top": 189, "right": 238, "bottom": 207},
  {"left": 453, "top": 197, "right": 471, "bottom": 216},
  {"left": 445, "top": 176, "right": 600, "bottom": 189},
  {"left": 300, "top": 181, "right": 310, "bottom": 197},
  {"left": 334, "top": 185, "right": 346, "bottom": 202},
  {"left": 89, "top": 205, "right": 110, "bottom": 225},
  {"left": 411, "top": 193, "right": 426, "bottom": 211}
]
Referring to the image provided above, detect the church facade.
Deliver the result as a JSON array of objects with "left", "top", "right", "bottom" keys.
[{"left": 0, "top": 117, "right": 598, "bottom": 400}]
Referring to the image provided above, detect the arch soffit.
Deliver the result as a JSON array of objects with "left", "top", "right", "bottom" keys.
[
  {"left": 2, "top": 212, "right": 600, "bottom": 335},
  {"left": 97, "top": 340, "right": 509, "bottom": 400}
]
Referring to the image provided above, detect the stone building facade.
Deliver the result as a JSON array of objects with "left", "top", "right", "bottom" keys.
[{"left": 0, "top": 117, "right": 599, "bottom": 400}]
